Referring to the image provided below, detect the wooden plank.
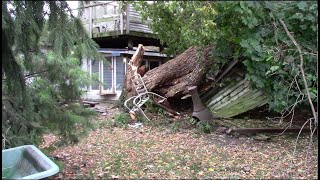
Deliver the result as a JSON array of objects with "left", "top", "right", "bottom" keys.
[
  {"left": 82, "top": 101, "right": 100, "bottom": 107},
  {"left": 73, "top": 2, "right": 114, "bottom": 10},
  {"left": 93, "top": 16, "right": 120, "bottom": 24},
  {"left": 217, "top": 89, "right": 264, "bottom": 111},
  {"left": 228, "top": 127, "right": 310, "bottom": 134},
  {"left": 82, "top": 101, "right": 99, "bottom": 105},
  {"left": 129, "top": 23, "right": 150, "bottom": 29},
  {"left": 210, "top": 84, "right": 251, "bottom": 110},
  {"left": 211, "top": 90, "right": 251, "bottom": 117},
  {"left": 215, "top": 59, "right": 239, "bottom": 82},
  {"left": 213, "top": 89, "right": 267, "bottom": 117},
  {"left": 120, "top": 12, "right": 123, "bottom": 34},
  {"left": 207, "top": 79, "right": 249, "bottom": 107},
  {"left": 126, "top": 3, "right": 130, "bottom": 34}
]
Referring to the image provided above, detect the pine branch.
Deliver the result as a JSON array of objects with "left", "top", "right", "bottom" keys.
[
  {"left": 64, "top": 1, "right": 75, "bottom": 19},
  {"left": 279, "top": 19, "right": 318, "bottom": 124},
  {"left": 24, "top": 70, "right": 49, "bottom": 79}
]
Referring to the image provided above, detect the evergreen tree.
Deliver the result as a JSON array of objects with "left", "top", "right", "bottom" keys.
[{"left": 2, "top": 1, "right": 104, "bottom": 148}]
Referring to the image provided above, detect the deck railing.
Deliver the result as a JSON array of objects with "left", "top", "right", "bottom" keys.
[{"left": 80, "top": 2, "right": 153, "bottom": 38}]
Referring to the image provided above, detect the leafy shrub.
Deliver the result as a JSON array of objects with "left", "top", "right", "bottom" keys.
[
  {"left": 196, "top": 121, "right": 212, "bottom": 134},
  {"left": 114, "top": 112, "right": 129, "bottom": 127}
]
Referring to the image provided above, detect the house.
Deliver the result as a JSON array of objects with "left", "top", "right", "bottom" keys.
[{"left": 79, "top": 1, "right": 168, "bottom": 101}]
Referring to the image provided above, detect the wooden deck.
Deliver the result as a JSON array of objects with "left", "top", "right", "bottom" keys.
[{"left": 80, "top": 2, "right": 158, "bottom": 48}]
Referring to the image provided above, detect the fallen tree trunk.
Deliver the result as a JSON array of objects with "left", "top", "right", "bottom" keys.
[
  {"left": 143, "top": 46, "right": 214, "bottom": 98},
  {"left": 118, "top": 44, "right": 215, "bottom": 112},
  {"left": 117, "top": 44, "right": 145, "bottom": 108}
]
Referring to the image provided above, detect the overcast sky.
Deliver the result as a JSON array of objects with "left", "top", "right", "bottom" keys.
[
  {"left": 67, "top": 1, "right": 78, "bottom": 9},
  {"left": 67, "top": 1, "right": 79, "bottom": 16}
]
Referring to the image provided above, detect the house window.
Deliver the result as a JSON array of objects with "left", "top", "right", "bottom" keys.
[
  {"left": 140, "top": 59, "right": 161, "bottom": 70},
  {"left": 90, "top": 57, "right": 113, "bottom": 92},
  {"left": 103, "top": 58, "right": 113, "bottom": 91},
  {"left": 89, "top": 57, "right": 161, "bottom": 93},
  {"left": 89, "top": 56, "right": 127, "bottom": 93},
  {"left": 116, "top": 57, "right": 126, "bottom": 91},
  {"left": 91, "top": 60, "right": 100, "bottom": 90},
  {"left": 149, "top": 60, "right": 160, "bottom": 70}
]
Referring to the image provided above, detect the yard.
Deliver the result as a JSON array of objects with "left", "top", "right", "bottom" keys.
[{"left": 42, "top": 102, "right": 318, "bottom": 179}]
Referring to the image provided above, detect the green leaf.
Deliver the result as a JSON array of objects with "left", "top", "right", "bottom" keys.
[
  {"left": 270, "top": 66, "right": 279, "bottom": 71},
  {"left": 239, "top": 40, "right": 249, "bottom": 48},
  {"left": 297, "top": 2, "right": 307, "bottom": 10}
]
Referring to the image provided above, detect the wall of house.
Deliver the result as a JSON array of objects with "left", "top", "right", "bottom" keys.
[{"left": 81, "top": 54, "right": 164, "bottom": 102}]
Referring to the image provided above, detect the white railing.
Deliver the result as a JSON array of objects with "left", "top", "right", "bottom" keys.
[{"left": 80, "top": 2, "right": 153, "bottom": 37}]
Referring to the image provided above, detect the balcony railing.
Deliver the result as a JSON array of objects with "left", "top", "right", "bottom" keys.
[{"left": 80, "top": 2, "right": 153, "bottom": 38}]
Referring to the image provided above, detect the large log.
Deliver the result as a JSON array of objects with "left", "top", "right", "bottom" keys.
[
  {"left": 118, "top": 45, "right": 214, "bottom": 112},
  {"left": 143, "top": 46, "right": 214, "bottom": 98},
  {"left": 117, "top": 44, "right": 145, "bottom": 107}
]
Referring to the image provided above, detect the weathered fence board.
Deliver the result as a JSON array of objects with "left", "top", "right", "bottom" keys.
[{"left": 205, "top": 79, "right": 267, "bottom": 118}]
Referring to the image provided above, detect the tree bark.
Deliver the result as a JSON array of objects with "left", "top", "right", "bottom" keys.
[
  {"left": 117, "top": 44, "right": 145, "bottom": 107},
  {"left": 143, "top": 45, "right": 214, "bottom": 98},
  {"left": 118, "top": 45, "right": 214, "bottom": 112}
]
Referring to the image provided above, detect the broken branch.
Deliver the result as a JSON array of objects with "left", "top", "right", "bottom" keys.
[{"left": 279, "top": 19, "right": 318, "bottom": 124}]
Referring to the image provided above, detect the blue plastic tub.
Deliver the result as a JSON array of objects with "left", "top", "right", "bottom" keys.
[{"left": 2, "top": 145, "right": 59, "bottom": 179}]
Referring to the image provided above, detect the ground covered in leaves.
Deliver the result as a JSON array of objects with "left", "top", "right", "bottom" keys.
[{"left": 41, "top": 103, "right": 318, "bottom": 179}]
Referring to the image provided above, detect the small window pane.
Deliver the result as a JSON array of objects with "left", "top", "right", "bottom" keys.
[
  {"left": 103, "top": 58, "right": 113, "bottom": 90},
  {"left": 116, "top": 57, "right": 126, "bottom": 91},
  {"left": 91, "top": 60, "right": 99, "bottom": 90}
]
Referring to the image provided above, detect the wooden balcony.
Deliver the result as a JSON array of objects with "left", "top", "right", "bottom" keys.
[{"left": 81, "top": 2, "right": 161, "bottom": 48}]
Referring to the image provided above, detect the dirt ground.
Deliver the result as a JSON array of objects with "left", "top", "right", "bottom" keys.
[{"left": 41, "top": 102, "right": 318, "bottom": 179}]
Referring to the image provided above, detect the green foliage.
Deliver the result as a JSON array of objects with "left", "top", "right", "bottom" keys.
[
  {"left": 184, "top": 115, "right": 198, "bottom": 125},
  {"left": 2, "top": 1, "right": 104, "bottom": 148},
  {"left": 134, "top": 1, "right": 217, "bottom": 56},
  {"left": 135, "top": 1, "right": 318, "bottom": 113},
  {"left": 114, "top": 112, "right": 129, "bottom": 128},
  {"left": 196, "top": 121, "right": 212, "bottom": 134}
]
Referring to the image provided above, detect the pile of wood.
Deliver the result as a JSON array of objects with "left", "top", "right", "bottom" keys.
[
  {"left": 82, "top": 101, "right": 99, "bottom": 107},
  {"left": 82, "top": 101, "right": 108, "bottom": 116},
  {"left": 216, "top": 119, "right": 310, "bottom": 141}
]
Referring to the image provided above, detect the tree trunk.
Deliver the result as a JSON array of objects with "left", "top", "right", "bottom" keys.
[
  {"left": 117, "top": 44, "right": 145, "bottom": 108},
  {"left": 143, "top": 46, "right": 214, "bottom": 98},
  {"left": 118, "top": 45, "right": 214, "bottom": 112}
]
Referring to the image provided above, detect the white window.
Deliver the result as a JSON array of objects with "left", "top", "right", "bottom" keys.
[
  {"left": 141, "top": 59, "right": 161, "bottom": 71},
  {"left": 89, "top": 56, "right": 127, "bottom": 93}
]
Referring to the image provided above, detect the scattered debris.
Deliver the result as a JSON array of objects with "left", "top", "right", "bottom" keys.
[
  {"left": 82, "top": 101, "right": 100, "bottom": 107},
  {"left": 242, "top": 165, "right": 251, "bottom": 173},
  {"left": 227, "top": 127, "right": 310, "bottom": 135},
  {"left": 111, "top": 175, "right": 119, "bottom": 179},
  {"left": 216, "top": 127, "right": 228, "bottom": 134},
  {"left": 253, "top": 134, "right": 271, "bottom": 141},
  {"left": 88, "top": 105, "right": 108, "bottom": 114},
  {"left": 42, "top": 102, "right": 317, "bottom": 179},
  {"left": 128, "top": 122, "right": 143, "bottom": 128}
]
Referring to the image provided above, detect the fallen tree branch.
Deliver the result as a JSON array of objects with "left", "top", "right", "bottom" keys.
[
  {"left": 279, "top": 19, "right": 318, "bottom": 124},
  {"left": 23, "top": 70, "right": 49, "bottom": 79}
]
